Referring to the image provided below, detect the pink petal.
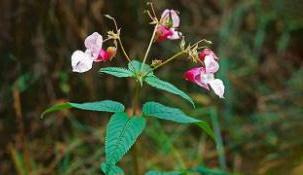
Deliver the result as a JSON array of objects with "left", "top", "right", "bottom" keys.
[
  {"left": 208, "top": 79, "right": 225, "bottom": 98},
  {"left": 96, "top": 49, "right": 111, "bottom": 62},
  {"left": 199, "top": 48, "right": 219, "bottom": 61},
  {"left": 155, "top": 25, "right": 173, "bottom": 42},
  {"left": 204, "top": 55, "right": 219, "bottom": 73},
  {"left": 167, "top": 28, "right": 182, "bottom": 40},
  {"left": 84, "top": 32, "right": 103, "bottom": 59},
  {"left": 161, "top": 9, "right": 180, "bottom": 28},
  {"left": 184, "top": 67, "right": 209, "bottom": 90},
  {"left": 71, "top": 50, "right": 94, "bottom": 73}
]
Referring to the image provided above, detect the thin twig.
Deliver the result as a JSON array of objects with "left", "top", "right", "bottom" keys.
[
  {"left": 148, "top": 2, "right": 158, "bottom": 20},
  {"left": 105, "top": 15, "right": 134, "bottom": 68},
  {"left": 141, "top": 24, "right": 158, "bottom": 71}
]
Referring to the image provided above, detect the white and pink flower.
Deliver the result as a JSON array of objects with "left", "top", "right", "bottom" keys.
[
  {"left": 155, "top": 9, "right": 182, "bottom": 42},
  {"left": 185, "top": 49, "right": 224, "bottom": 98},
  {"left": 71, "top": 32, "right": 116, "bottom": 73}
]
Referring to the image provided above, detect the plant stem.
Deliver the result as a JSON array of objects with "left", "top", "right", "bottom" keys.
[
  {"left": 152, "top": 51, "right": 185, "bottom": 70},
  {"left": 131, "top": 83, "right": 141, "bottom": 115},
  {"left": 107, "top": 15, "right": 135, "bottom": 69},
  {"left": 210, "top": 107, "right": 227, "bottom": 170},
  {"left": 141, "top": 24, "right": 158, "bottom": 71},
  {"left": 131, "top": 143, "right": 140, "bottom": 175},
  {"left": 109, "top": 17, "right": 131, "bottom": 63},
  {"left": 130, "top": 82, "right": 142, "bottom": 175},
  {"left": 143, "top": 51, "right": 186, "bottom": 77},
  {"left": 118, "top": 38, "right": 132, "bottom": 63}
]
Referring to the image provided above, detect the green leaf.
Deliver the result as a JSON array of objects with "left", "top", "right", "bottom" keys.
[
  {"left": 195, "top": 122, "right": 215, "bottom": 141},
  {"left": 99, "top": 67, "right": 134, "bottom": 78},
  {"left": 145, "top": 171, "right": 183, "bottom": 175},
  {"left": 144, "top": 76, "right": 194, "bottom": 107},
  {"left": 128, "top": 60, "right": 153, "bottom": 76},
  {"left": 191, "top": 166, "right": 227, "bottom": 175},
  {"left": 105, "top": 112, "right": 146, "bottom": 164},
  {"left": 41, "top": 100, "right": 125, "bottom": 118},
  {"left": 101, "top": 163, "right": 125, "bottom": 175},
  {"left": 143, "top": 102, "right": 199, "bottom": 123},
  {"left": 143, "top": 102, "right": 214, "bottom": 139}
]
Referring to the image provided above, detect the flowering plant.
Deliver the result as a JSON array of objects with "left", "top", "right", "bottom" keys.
[{"left": 42, "top": 3, "right": 224, "bottom": 175}]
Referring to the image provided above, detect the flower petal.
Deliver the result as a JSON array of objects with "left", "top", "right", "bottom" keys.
[
  {"left": 167, "top": 28, "right": 182, "bottom": 40},
  {"left": 84, "top": 32, "right": 103, "bottom": 59},
  {"left": 71, "top": 50, "right": 94, "bottom": 73},
  {"left": 200, "top": 72, "right": 215, "bottom": 84},
  {"left": 155, "top": 25, "right": 173, "bottom": 42},
  {"left": 204, "top": 55, "right": 219, "bottom": 73},
  {"left": 161, "top": 9, "right": 180, "bottom": 28},
  {"left": 184, "top": 67, "right": 209, "bottom": 90},
  {"left": 208, "top": 79, "right": 225, "bottom": 98}
]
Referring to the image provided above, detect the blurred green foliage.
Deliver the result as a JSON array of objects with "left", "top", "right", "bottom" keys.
[{"left": 0, "top": 0, "right": 303, "bottom": 174}]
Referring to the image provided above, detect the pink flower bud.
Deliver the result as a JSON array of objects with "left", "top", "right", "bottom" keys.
[
  {"left": 198, "top": 48, "right": 218, "bottom": 61},
  {"left": 106, "top": 47, "right": 117, "bottom": 60}
]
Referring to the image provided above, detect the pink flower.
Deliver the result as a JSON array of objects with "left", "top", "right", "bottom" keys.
[
  {"left": 71, "top": 32, "right": 116, "bottom": 73},
  {"left": 155, "top": 9, "right": 182, "bottom": 42},
  {"left": 184, "top": 67, "right": 225, "bottom": 98}
]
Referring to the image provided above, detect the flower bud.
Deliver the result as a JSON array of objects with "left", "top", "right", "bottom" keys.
[
  {"left": 106, "top": 46, "right": 117, "bottom": 60},
  {"left": 199, "top": 48, "right": 218, "bottom": 61}
]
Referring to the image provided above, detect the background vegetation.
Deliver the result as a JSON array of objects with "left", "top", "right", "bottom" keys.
[{"left": 1, "top": 0, "right": 303, "bottom": 174}]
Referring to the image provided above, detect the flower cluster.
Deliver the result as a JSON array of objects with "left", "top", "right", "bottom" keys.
[
  {"left": 71, "top": 32, "right": 116, "bottom": 73},
  {"left": 70, "top": 6, "right": 224, "bottom": 98},
  {"left": 185, "top": 49, "right": 224, "bottom": 98}
]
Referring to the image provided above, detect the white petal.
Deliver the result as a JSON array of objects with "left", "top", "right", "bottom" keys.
[
  {"left": 161, "top": 9, "right": 170, "bottom": 19},
  {"left": 167, "top": 28, "right": 182, "bottom": 40},
  {"left": 71, "top": 50, "right": 94, "bottom": 73},
  {"left": 200, "top": 73, "right": 215, "bottom": 84},
  {"left": 205, "top": 55, "right": 219, "bottom": 73},
  {"left": 84, "top": 32, "right": 103, "bottom": 59},
  {"left": 161, "top": 9, "right": 180, "bottom": 28},
  {"left": 169, "top": 10, "right": 180, "bottom": 27},
  {"left": 209, "top": 79, "right": 225, "bottom": 98}
]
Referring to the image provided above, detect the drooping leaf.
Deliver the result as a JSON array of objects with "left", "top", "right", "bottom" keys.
[
  {"left": 101, "top": 162, "right": 125, "bottom": 175},
  {"left": 99, "top": 67, "right": 134, "bottom": 78},
  {"left": 41, "top": 100, "right": 125, "bottom": 118},
  {"left": 143, "top": 102, "right": 199, "bottom": 123},
  {"left": 191, "top": 166, "right": 227, "bottom": 175},
  {"left": 105, "top": 112, "right": 146, "bottom": 165},
  {"left": 143, "top": 102, "right": 214, "bottom": 139},
  {"left": 195, "top": 122, "right": 215, "bottom": 140},
  {"left": 128, "top": 60, "right": 153, "bottom": 76},
  {"left": 145, "top": 170, "right": 183, "bottom": 175},
  {"left": 144, "top": 76, "right": 195, "bottom": 107}
]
